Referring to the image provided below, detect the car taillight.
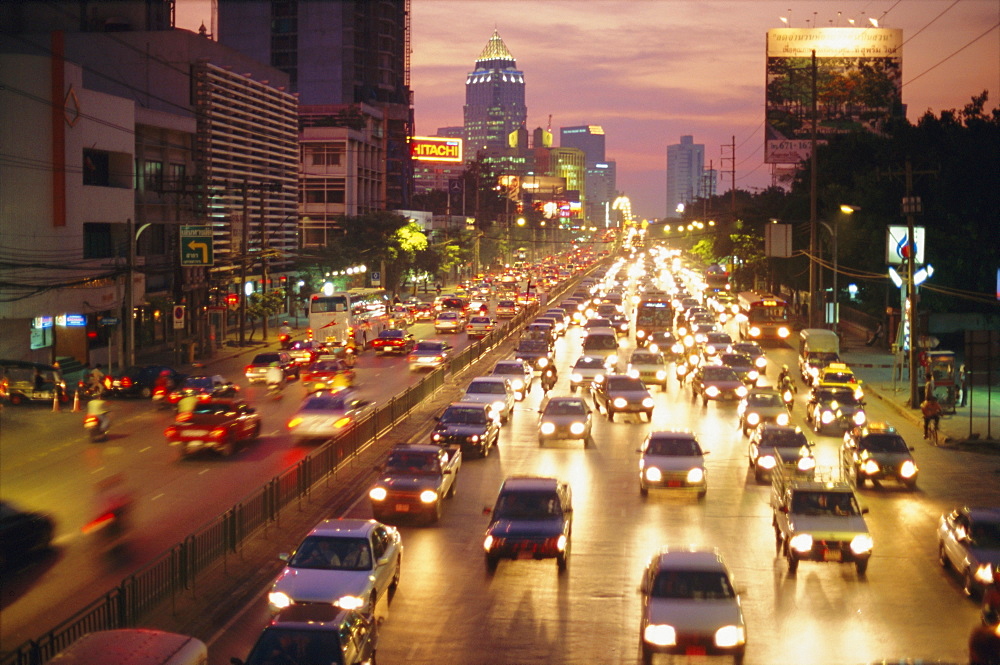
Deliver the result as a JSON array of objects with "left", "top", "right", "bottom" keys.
[
  {"left": 210, "top": 428, "right": 227, "bottom": 439},
  {"left": 244, "top": 365, "right": 253, "bottom": 374},
  {"left": 176, "top": 412, "right": 193, "bottom": 422},
  {"left": 288, "top": 417, "right": 303, "bottom": 428},
  {"left": 334, "top": 417, "right": 352, "bottom": 428},
  {"left": 165, "top": 426, "right": 176, "bottom": 437},
  {"left": 122, "top": 377, "right": 132, "bottom": 388}
]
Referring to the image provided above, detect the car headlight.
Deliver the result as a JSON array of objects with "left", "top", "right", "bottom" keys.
[
  {"left": 850, "top": 534, "right": 874, "bottom": 554},
  {"left": 643, "top": 624, "right": 676, "bottom": 647},
  {"left": 556, "top": 534, "right": 568, "bottom": 551},
  {"left": 540, "top": 422, "right": 556, "bottom": 435},
  {"left": 798, "top": 456, "right": 816, "bottom": 471},
  {"left": 899, "top": 460, "right": 918, "bottom": 478},
  {"left": 637, "top": 330, "right": 647, "bottom": 339},
  {"left": 736, "top": 386, "right": 748, "bottom": 397},
  {"left": 776, "top": 412, "right": 790, "bottom": 426},
  {"left": 715, "top": 625, "right": 746, "bottom": 648},
  {"left": 570, "top": 422, "right": 586, "bottom": 435},
  {"left": 778, "top": 327, "right": 790, "bottom": 338},
  {"left": 483, "top": 535, "right": 494, "bottom": 551},
  {"left": 686, "top": 467, "right": 705, "bottom": 484},
  {"left": 755, "top": 357, "right": 767, "bottom": 368},
  {"left": 491, "top": 400, "right": 506, "bottom": 413},
  {"left": 468, "top": 434, "right": 480, "bottom": 443},
  {"left": 337, "top": 595, "right": 366, "bottom": 610},
  {"left": 268, "top": 591, "right": 292, "bottom": 610},
  {"left": 420, "top": 490, "right": 439, "bottom": 504},
  {"left": 975, "top": 563, "right": 994, "bottom": 585},
  {"left": 613, "top": 397, "right": 628, "bottom": 408},
  {"left": 748, "top": 326, "right": 761, "bottom": 337},
  {"left": 431, "top": 432, "right": 443, "bottom": 442},
  {"left": 607, "top": 354, "right": 618, "bottom": 365},
  {"left": 648, "top": 343, "right": 659, "bottom": 353},
  {"left": 644, "top": 466, "right": 662, "bottom": 482},
  {"left": 705, "top": 386, "right": 720, "bottom": 397},
  {"left": 758, "top": 455, "right": 776, "bottom": 469},
  {"left": 594, "top": 373, "right": 605, "bottom": 384},
  {"left": 655, "top": 370, "right": 666, "bottom": 380},
  {"left": 511, "top": 379, "right": 524, "bottom": 390},
  {"left": 671, "top": 343, "right": 684, "bottom": 354},
  {"left": 537, "top": 357, "right": 548, "bottom": 367},
  {"left": 821, "top": 410, "right": 835, "bottom": 424},
  {"left": 747, "top": 412, "right": 760, "bottom": 426},
  {"left": 706, "top": 345, "right": 717, "bottom": 355},
  {"left": 748, "top": 370, "right": 759, "bottom": 381},
  {"left": 790, "top": 533, "right": 814, "bottom": 553},
  {"left": 854, "top": 410, "right": 867, "bottom": 425},
  {"left": 683, "top": 335, "right": 694, "bottom": 347},
  {"left": 862, "top": 459, "right": 880, "bottom": 475},
  {"left": 809, "top": 366, "right": 820, "bottom": 378},
  {"left": 854, "top": 386, "right": 865, "bottom": 400},
  {"left": 369, "top": 487, "right": 387, "bottom": 501},
  {"left": 571, "top": 373, "right": 583, "bottom": 383},
  {"left": 628, "top": 368, "right": 640, "bottom": 379}
]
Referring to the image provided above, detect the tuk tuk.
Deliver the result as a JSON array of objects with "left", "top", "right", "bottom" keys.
[
  {"left": 926, "top": 350, "right": 957, "bottom": 413},
  {"left": 0, "top": 360, "right": 68, "bottom": 405}
]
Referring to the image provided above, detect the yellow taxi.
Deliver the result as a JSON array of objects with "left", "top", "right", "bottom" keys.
[{"left": 815, "top": 362, "right": 863, "bottom": 398}]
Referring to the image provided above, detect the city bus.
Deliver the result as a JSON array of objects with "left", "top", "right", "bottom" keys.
[
  {"left": 736, "top": 291, "right": 791, "bottom": 342},
  {"left": 634, "top": 298, "right": 674, "bottom": 346},
  {"left": 308, "top": 288, "right": 390, "bottom": 348},
  {"left": 704, "top": 264, "right": 731, "bottom": 293}
]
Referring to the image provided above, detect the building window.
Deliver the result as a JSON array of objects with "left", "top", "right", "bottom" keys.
[
  {"left": 83, "top": 223, "right": 115, "bottom": 258},
  {"left": 307, "top": 145, "right": 344, "bottom": 166},
  {"left": 143, "top": 160, "right": 163, "bottom": 191},
  {"left": 83, "top": 149, "right": 110, "bottom": 186},
  {"left": 169, "top": 163, "right": 186, "bottom": 188}
]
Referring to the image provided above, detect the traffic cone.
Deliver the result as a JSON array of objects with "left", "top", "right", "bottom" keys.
[
  {"left": 52, "top": 390, "right": 60, "bottom": 412},
  {"left": 72, "top": 388, "right": 81, "bottom": 412}
]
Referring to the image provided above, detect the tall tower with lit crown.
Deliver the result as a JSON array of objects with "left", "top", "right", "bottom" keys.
[{"left": 463, "top": 30, "right": 527, "bottom": 159}]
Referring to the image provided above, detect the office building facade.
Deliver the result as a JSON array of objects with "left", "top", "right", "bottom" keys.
[
  {"left": 463, "top": 30, "right": 527, "bottom": 160},
  {"left": 666, "top": 135, "right": 705, "bottom": 218}
]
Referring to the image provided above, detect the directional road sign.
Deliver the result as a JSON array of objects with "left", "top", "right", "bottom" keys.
[{"left": 180, "top": 225, "right": 214, "bottom": 266}]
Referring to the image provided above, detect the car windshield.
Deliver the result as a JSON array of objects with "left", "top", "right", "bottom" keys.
[
  {"left": 385, "top": 452, "right": 439, "bottom": 474},
  {"left": 414, "top": 341, "right": 445, "bottom": 352},
  {"left": 288, "top": 536, "right": 372, "bottom": 571},
  {"left": 646, "top": 437, "right": 702, "bottom": 456},
  {"left": 721, "top": 354, "right": 753, "bottom": 369},
  {"left": 252, "top": 354, "right": 280, "bottom": 365},
  {"left": 437, "top": 312, "right": 458, "bottom": 320},
  {"left": 575, "top": 357, "right": 606, "bottom": 370},
  {"left": 440, "top": 407, "right": 487, "bottom": 424},
  {"left": 544, "top": 400, "right": 587, "bottom": 416},
  {"left": 702, "top": 366, "right": 739, "bottom": 381},
  {"left": 971, "top": 521, "right": 1000, "bottom": 548},
  {"left": 585, "top": 319, "right": 612, "bottom": 328},
  {"left": 518, "top": 341, "right": 549, "bottom": 354},
  {"left": 761, "top": 430, "right": 809, "bottom": 449},
  {"left": 494, "top": 492, "right": 562, "bottom": 520},
  {"left": 823, "top": 372, "right": 855, "bottom": 383},
  {"left": 607, "top": 377, "right": 645, "bottom": 391},
  {"left": 809, "top": 352, "right": 840, "bottom": 364},
  {"left": 583, "top": 335, "right": 617, "bottom": 351},
  {"left": 466, "top": 381, "right": 506, "bottom": 394},
  {"left": 791, "top": 491, "right": 860, "bottom": 516},
  {"left": 817, "top": 389, "right": 859, "bottom": 404},
  {"left": 469, "top": 317, "right": 491, "bottom": 324},
  {"left": 183, "top": 377, "right": 215, "bottom": 390},
  {"left": 707, "top": 334, "right": 732, "bottom": 344},
  {"left": 493, "top": 363, "right": 524, "bottom": 376},
  {"left": 311, "top": 361, "right": 342, "bottom": 372},
  {"left": 651, "top": 570, "right": 735, "bottom": 600},
  {"left": 498, "top": 301, "right": 516, "bottom": 308},
  {"left": 733, "top": 344, "right": 761, "bottom": 356},
  {"left": 631, "top": 354, "right": 662, "bottom": 366},
  {"left": 860, "top": 434, "right": 910, "bottom": 453},
  {"left": 246, "top": 628, "right": 346, "bottom": 665},
  {"left": 301, "top": 394, "right": 348, "bottom": 411},
  {"left": 748, "top": 393, "right": 783, "bottom": 408}
]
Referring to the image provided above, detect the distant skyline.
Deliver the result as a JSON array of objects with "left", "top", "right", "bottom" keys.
[{"left": 176, "top": 0, "right": 1000, "bottom": 220}]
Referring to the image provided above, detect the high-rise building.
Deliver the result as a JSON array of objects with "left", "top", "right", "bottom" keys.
[
  {"left": 560, "top": 126, "right": 606, "bottom": 163},
  {"left": 463, "top": 30, "right": 527, "bottom": 160},
  {"left": 561, "top": 126, "right": 615, "bottom": 226},
  {"left": 217, "top": 0, "right": 414, "bottom": 211},
  {"left": 666, "top": 135, "right": 705, "bottom": 218}
]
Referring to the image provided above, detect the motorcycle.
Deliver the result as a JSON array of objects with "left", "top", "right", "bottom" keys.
[
  {"left": 675, "top": 363, "right": 689, "bottom": 387},
  {"left": 541, "top": 368, "right": 557, "bottom": 393},
  {"left": 83, "top": 411, "right": 111, "bottom": 442},
  {"left": 278, "top": 332, "right": 292, "bottom": 349},
  {"left": 151, "top": 385, "right": 171, "bottom": 410},
  {"left": 779, "top": 375, "right": 796, "bottom": 410},
  {"left": 79, "top": 381, "right": 105, "bottom": 399}
]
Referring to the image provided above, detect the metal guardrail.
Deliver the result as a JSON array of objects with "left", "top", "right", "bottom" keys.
[{"left": 0, "top": 269, "right": 592, "bottom": 665}]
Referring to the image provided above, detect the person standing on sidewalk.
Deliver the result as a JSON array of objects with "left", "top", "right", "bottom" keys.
[
  {"left": 959, "top": 364, "right": 969, "bottom": 407},
  {"left": 924, "top": 370, "right": 936, "bottom": 402},
  {"left": 921, "top": 394, "right": 942, "bottom": 439}
]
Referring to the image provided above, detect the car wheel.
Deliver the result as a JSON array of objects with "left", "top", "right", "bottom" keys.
[
  {"left": 697, "top": 489, "right": 707, "bottom": 500},
  {"left": 485, "top": 554, "right": 499, "bottom": 573},
  {"left": 607, "top": 410, "right": 615, "bottom": 422},
  {"left": 702, "top": 397, "right": 708, "bottom": 406},
  {"left": 9, "top": 393, "right": 24, "bottom": 406},
  {"left": 640, "top": 644, "right": 654, "bottom": 665},
  {"left": 570, "top": 385, "right": 577, "bottom": 393},
  {"left": 734, "top": 652, "right": 745, "bottom": 665},
  {"left": 430, "top": 501, "right": 442, "bottom": 524},
  {"left": 938, "top": 543, "right": 949, "bottom": 568},
  {"left": 389, "top": 557, "right": 401, "bottom": 596},
  {"left": 754, "top": 469, "right": 765, "bottom": 484},
  {"left": 252, "top": 423, "right": 262, "bottom": 439},
  {"left": 557, "top": 552, "right": 568, "bottom": 572},
  {"left": 219, "top": 437, "right": 234, "bottom": 457},
  {"left": 787, "top": 556, "right": 799, "bottom": 574},
  {"left": 139, "top": 386, "right": 152, "bottom": 399},
  {"left": 903, "top": 478, "right": 917, "bottom": 490},
  {"left": 640, "top": 484, "right": 648, "bottom": 497},
  {"left": 963, "top": 567, "right": 978, "bottom": 597},
  {"left": 856, "top": 559, "right": 869, "bottom": 576}
]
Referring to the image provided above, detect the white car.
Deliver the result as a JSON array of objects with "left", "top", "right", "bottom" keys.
[
  {"left": 268, "top": 518, "right": 402, "bottom": 619},
  {"left": 490, "top": 359, "right": 533, "bottom": 400},
  {"left": 286, "top": 389, "right": 374, "bottom": 444},
  {"left": 637, "top": 431, "right": 707, "bottom": 499},
  {"left": 461, "top": 376, "right": 516, "bottom": 422},
  {"left": 569, "top": 355, "right": 607, "bottom": 393},
  {"left": 639, "top": 547, "right": 746, "bottom": 665}
]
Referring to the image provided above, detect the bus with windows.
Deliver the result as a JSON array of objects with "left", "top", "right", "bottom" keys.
[
  {"left": 308, "top": 288, "right": 390, "bottom": 348},
  {"left": 704, "top": 264, "right": 731, "bottom": 293},
  {"left": 737, "top": 291, "right": 791, "bottom": 342},
  {"left": 634, "top": 298, "right": 674, "bottom": 346}
]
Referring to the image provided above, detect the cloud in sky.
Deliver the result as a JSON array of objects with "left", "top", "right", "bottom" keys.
[{"left": 176, "top": 0, "right": 999, "bottom": 219}]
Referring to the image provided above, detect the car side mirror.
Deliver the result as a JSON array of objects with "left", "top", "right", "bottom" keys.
[
  {"left": 278, "top": 552, "right": 290, "bottom": 562},
  {"left": 861, "top": 507, "right": 870, "bottom": 514},
  {"left": 482, "top": 506, "right": 492, "bottom": 515}
]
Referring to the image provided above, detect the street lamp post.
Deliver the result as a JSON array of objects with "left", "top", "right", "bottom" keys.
[{"left": 820, "top": 204, "right": 860, "bottom": 329}]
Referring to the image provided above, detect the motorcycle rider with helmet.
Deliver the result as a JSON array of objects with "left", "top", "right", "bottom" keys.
[{"left": 265, "top": 362, "right": 285, "bottom": 396}]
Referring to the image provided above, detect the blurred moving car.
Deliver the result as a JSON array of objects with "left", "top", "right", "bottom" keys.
[
  {"left": 515, "top": 339, "right": 554, "bottom": 372},
  {"left": 806, "top": 386, "right": 866, "bottom": 434},
  {"left": 286, "top": 340, "right": 324, "bottom": 366},
  {"left": 627, "top": 349, "right": 669, "bottom": 391},
  {"left": 690, "top": 365, "right": 747, "bottom": 405},
  {"left": 245, "top": 352, "right": 298, "bottom": 384},
  {"left": 491, "top": 359, "right": 533, "bottom": 399},
  {"left": 495, "top": 299, "right": 518, "bottom": 318},
  {"left": 637, "top": 431, "right": 707, "bottom": 498},
  {"left": 105, "top": 365, "right": 186, "bottom": 398},
  {"left": 569, "top": 356, "right": 607, "bottom": 393},
  {"left": 433, "top": 311, "right": 465, "bottom": 334},
  {"left": 372, "top": 329, "right": 415, "bottom": 356},
  {"left": 390, "top": 304, "right": 415, "bottom": 328},
  {"left": 369, "top": 444, "right": 461, "bottom": 524},
  {"left": 461, "top": 376, "right": 516, "bottom": 423},
  {"left": 747, "top": 424, "right": 815, "bottom": 483},
  {"left": 287, "top": 390, "right": 374, "bottom": 445},
  {"left": 300, "top": 358, "right": 356, "bottom": 393},
  {"left": 736, "top": 387, "right": 790, "bottom": 435},
  {"left": 268, "top": 518, "right": 401, "bottom": 617},
  {"left": 639, "top": 548, "right": 746, "bottom": 665},
  {"left": 538, "top": 396, "right": 593, "bottom": 445},
  {"left": 430, "top": 401, "right": 500, "bottom": 458},
  {"left": 412, "top": 302, "right": 435, "bottom": 321},
  {"left": 842, "top": 423, "right": 918, "bottom": 489},
  {"left": 0, "top": 500, "right": 55, "bottom": 569},
  {"left": 592, "top": 375, "right": 654, "bottom": 422},
  {"left": 166, "top": 374, "right": 239, "bottom": 407},
  {"left": 937, "top": 506, "right": 1000, "bottom": 598},
  {"left": 165, "top": 398, "right": 261, "bottom": 458},
  {"left": 465, "top": 316, "right": 495, "bottom": 339},
  {"left": 234, "top": 605, "right": 378, "bottom": 665},
  {"left": 407, "top": 340, "right": 452, "bottom": 371},
  {"left": 483, "top": 476, "right": 573, "bottom": 573}
]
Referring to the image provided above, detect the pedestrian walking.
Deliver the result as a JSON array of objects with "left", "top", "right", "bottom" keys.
[
  {"left": 866, "top": 322, "right": 884, "bottom": 347},
  {"left": 959, "top": 364, "right": 969, "bottom": 407}
]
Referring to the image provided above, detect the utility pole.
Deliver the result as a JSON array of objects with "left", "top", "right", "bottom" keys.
[
  {"left": 260, "top": 185, "right": 269, "bottom": 342},
  {"left": 239, "top": 179, "right": 249, "bottom": 346},
  {"left": 808, "top": 49, "right": 818, "bottom": 328}
]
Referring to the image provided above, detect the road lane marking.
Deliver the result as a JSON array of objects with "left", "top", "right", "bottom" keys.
[{"left": 150, "top": 493, "right": 165, "bottom": 502}]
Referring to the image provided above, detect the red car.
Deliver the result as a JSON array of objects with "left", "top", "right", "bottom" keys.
[
  {"left": 165, "top": 398, "right": 261, "bottom": 459},
  {"left": 165, "top": 375, "right": 239, "bottom": 406},
  {"left": 371, "top": 329, "right": 415, "bottom": 355},
  {"left": 413, "top": 302, "right": 435, "bottom": 321}
]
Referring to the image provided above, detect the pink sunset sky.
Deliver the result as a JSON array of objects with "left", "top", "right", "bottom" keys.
[{"left": 177, "top": 1, "right": 1000, "bottom": 220}]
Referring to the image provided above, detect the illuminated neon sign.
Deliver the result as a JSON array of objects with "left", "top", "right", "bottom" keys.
[{"left": 410, "top": 136, "right": 463, "bottom": 163}]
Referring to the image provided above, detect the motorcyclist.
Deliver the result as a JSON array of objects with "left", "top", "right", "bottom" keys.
[
  {"left": 278, "top": 321, "right": 293, "bottom": 349},
  {"left": 87, "top": 474, "right": 133, "bottom": 548},
  {"left": 87, "top": 364, "right": 105, "bottom": 395},
  {"left": 541, "top": 365, "right": 558, "bottom": 393},
  {"left": 279, "top": 321, "right": 293, "bottom": 336},
  {"left": 265, "top": 362, "right": 285, "bottom": 394},
  {"left": 778, "top": 364, "right": 791, "bottom": 385},
  {"left": 85, "top": 396, "right": 111, "bottom": 438}
]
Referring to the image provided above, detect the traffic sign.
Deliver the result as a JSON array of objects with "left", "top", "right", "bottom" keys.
[
  {"left": 180, "top": 225, "right": 214, "bottom": 266},
  {"left": 173, "top": 305, "right": 186, "bottom": 329},
  {"left": 99, "top": 317, "right": 120, "bottom": 326},
  {"left": 371, "top": 271, "right": 381, "bottom": 286}
]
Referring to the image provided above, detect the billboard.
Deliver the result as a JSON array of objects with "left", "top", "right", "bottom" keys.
[
  {"left": 886, "top": 226, "right": 926, "bottom": 266},
  {"left": 765, "top": 27, "right": 902, "bottom": 164},
  {"left": 410, "top": 136, "right": 463, "bottom": 163}
]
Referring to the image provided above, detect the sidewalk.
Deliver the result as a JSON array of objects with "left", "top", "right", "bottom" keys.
[{"left": 839, "top": 329, "right": 1000, "bottom": 450}]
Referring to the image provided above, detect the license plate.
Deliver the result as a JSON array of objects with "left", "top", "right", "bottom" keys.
[
  {"left": 823, "top": 549, "right": 842, "bottom": 562},
  {"left": 395, "top": 504, "right": 409, "bottom": 512},
  {"left": 517, "top": 550, "right": 535, "bottom": 560},
  {"left": 685, "top": 646, "right": 706, "bottom": 656},
  {"left": 185, "top": 430, "right": 208, "bottom": 436},
  {"left": 667, "top": 480, "right": 682, "bottom": 487},
  {"left": 721, "top": 393, "right": 736, "bottom": 400}
]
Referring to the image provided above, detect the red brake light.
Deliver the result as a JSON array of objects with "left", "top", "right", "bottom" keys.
[
  {"left": 122, "top": 377, "right": 132, "bottom": 388},
  {"left": 244, "top": 365, "right": 253, "bottom": 374}
]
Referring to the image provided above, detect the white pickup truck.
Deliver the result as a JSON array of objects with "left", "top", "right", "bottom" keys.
[{"left": 771, "top": 457, "right": 873, "bottom": 575}]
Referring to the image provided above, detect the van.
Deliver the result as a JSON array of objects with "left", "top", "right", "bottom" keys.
[
  {"left": 44, "top": 629, "right": 207, "bottom": 665},
  {"left": 0, "top": 360, "right": 67, "bottom": 405},
  {"left": 798, "top": 329, "right": 841, "bottom": 383},
  {"left": 581, "top": 330, "right": 620, "bottom": 369}
]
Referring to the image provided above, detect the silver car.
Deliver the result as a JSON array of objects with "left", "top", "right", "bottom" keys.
[
  {"left": 538, "top": 396, "right": 593, "bottom": 444},
  {"left": 637, "top": 431, "right": 708, "bottom": 498},
  {"left": 627, "top": 349, "right": 669, "bottom": 391},
  {"left": 268, "top": 518, "right": 402, "bottom": 619},
  {"left": 491, "top": 359, "right": 533, "bottom": 399},
  {"left": 937, "top": 506, "right": 1000, "bottom": 598},
  {"left": 461, "top": 376, "right": 516, "bottom": 423},
  {"left": 569, "top": 356, "right": 607, "bottom": 393},
  {"left": 286, "top": 389, "right": 374, "bottom": 444}
]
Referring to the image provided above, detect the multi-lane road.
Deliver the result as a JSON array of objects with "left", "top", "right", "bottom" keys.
[{"left": 4, "top": 276, "right": 999, "bottom": 664}]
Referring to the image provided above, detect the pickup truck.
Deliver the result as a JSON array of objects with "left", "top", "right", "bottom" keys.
[
  {"left": 771, "top": 455, "right": 873, "bottom": 575},
  {"left": 368, "top": 443, "right": 461, "bottom": 523}
]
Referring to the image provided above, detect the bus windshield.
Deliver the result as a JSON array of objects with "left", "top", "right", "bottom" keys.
[{"left": 311, "top": 296, "right": 348, "bottom": 313}]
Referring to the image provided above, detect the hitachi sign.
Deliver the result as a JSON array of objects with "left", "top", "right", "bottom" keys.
[{"left": 410, "top": 136, "right": 463, "bottom": 162}]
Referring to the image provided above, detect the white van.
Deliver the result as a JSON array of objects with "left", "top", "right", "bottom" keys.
[
  {"left": 581, "top": 330, "right": 620, "bottom": 370},
  {"left": 45, "top": 630, "right": 207, "bottom": 665},
  {"left": 798, "top": 328, "right": 841, "bottom": 383}
]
